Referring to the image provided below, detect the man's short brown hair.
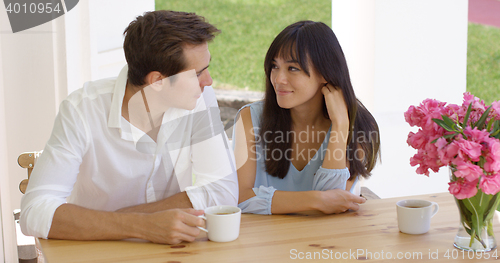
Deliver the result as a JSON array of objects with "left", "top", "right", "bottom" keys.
[{"left": 123, "top": 10, "right": 220, "bottom": 86}]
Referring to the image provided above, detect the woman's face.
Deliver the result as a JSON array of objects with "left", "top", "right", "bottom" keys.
[{"left": 270, "top": 56, "right": 326, "bottom": 110}]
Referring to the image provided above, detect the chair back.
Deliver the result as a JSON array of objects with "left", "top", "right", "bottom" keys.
[{"left": 17, "top": 151, "right": 42, "bottom": 194}]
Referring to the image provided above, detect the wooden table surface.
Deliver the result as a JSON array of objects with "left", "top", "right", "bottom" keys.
[{"left": 38, "top": 192, "right": 500, "bottom": 262}]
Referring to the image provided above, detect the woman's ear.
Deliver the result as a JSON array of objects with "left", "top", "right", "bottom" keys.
[{"left": 318, "top": 74, "right": 327, "bottom": 86}]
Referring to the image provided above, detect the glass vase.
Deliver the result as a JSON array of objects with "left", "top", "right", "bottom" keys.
[
  {"left": 450, "top": 168, "right": 499, "bottom": 252},
  {"left": 453, "top": 197, "right": 497, "bottom": 252}
]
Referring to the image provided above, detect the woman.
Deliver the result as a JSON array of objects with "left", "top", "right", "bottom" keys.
[{"left": 233, "top": 21, "right": 380, "bottom": 215}]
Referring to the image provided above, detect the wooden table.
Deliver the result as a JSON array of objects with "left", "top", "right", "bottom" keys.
[{"left": 37, "top": 193, "right": 500, "bottom": 262}]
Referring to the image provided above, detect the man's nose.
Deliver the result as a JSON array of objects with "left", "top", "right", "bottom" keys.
[{"left": 199, "top": 70, "right": 213, "bottom": 90}]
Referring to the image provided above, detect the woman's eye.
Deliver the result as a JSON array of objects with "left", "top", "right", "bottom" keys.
[
  {"left": 289, "top": 66, "right": 300, "bottom": 72},
  {"left": 271, "top": 64, "right": 278, "bottom": 69}
]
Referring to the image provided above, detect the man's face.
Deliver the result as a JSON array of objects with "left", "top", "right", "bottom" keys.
[
  {"left": 183, "top": 42, "right": 213, "bottom": 91},
  {"left": 160, "top": 42, "right": 212, "bottom": 110},
  {"left": 126, "top": 43, "right": 213, "bottom": 137}
]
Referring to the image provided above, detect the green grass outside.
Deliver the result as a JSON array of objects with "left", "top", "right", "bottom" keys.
[
  {"left": 155, "top": 1, "right": 500, "bottom": 101},
  {"left": 467, "top": 23, "right": 500, "bottom": 104},
  {"left": 155, "top": 0, "right": 331, "bottom": 91}
]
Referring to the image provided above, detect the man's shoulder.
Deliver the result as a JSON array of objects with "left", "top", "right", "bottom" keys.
[{"left": 65, "top": 77, "right": 117, "bottom": 107}]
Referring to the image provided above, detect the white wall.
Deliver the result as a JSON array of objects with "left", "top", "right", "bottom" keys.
[
  {"left": 0, "top": 5, "right": 61, "bottom": 262},
  {"left": 0, "top": 1, "right": 153, "bottom": 261},
  {"left": 332, "top": 0, "right": 469, "bottom": 198},
  {"left": 0, "top": 22, "right": 13, "bottom": 262},
  {"left": 65, "top": 0, "right": 154, "bottom": 95}
]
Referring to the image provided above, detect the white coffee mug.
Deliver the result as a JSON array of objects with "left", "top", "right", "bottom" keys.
[
  {"left": 396, "top": 199, "right": 439, "bottom": 235},
  {"left": 198, "top": 205, "right": 241, "bottom": 242}
]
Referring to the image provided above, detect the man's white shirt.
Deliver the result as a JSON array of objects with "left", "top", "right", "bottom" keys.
[{"left": 20, "top": 66, "right": 238, "bottom": 238}]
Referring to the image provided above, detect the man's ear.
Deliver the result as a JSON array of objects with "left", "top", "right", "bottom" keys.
[{"left": 145, "top": 71, "right": 164, "bottom": 92}]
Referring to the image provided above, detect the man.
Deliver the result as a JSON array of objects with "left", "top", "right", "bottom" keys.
[{"left": 20, "top": 10, "right": 238, "bottom": 245}]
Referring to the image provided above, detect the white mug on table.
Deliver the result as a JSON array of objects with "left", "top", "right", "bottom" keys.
[
  {"left": 396, "top": 199, "right": 439, "bottom": 235},
  {"left": 198, "top": 205, "right": 241, "bottom": 242}
]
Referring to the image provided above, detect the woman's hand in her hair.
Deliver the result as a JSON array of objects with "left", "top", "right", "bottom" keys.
[
  {"left": 314, "top": 189, "right": 366, "bottom": 214},
  {"left": 321, "top": 84, "right": 349, "bottom": 133}
]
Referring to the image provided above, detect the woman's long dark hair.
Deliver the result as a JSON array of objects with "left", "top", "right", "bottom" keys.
[{"left": 260, "top": 21, "right": 380, "bottom": 180}]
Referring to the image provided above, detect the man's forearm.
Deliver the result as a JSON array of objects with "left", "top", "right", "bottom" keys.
[
  {"left": 116, "top": 191, "right": 193, "bottom": 213},
  {"left": 48, "top": 203, "right": 143, "bottom": 240},
  {"left": 47, "top": 202, "right": 205, "bottom": 244}
]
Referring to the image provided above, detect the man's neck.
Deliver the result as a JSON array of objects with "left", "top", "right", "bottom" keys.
[
  {"left": 122, "top": 81, "right": 163, "bottom": 142},
  {"left": 122, "top": 81, "right": 140, "bottom": 122}
]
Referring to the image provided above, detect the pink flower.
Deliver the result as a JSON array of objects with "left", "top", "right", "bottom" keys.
[
  {"left": 410, "top": 152, "right": 430, "bottom": 176},
  {"left": 484, "top": 137, "right": 500, "bottom": 173},
  {"left": 416, "top": 165, "right": 431, "bottom": 176},
  {"left": 410, "top": 148, "right": 442, "bottom": 176},
  {"left": 484, "top": 161, "right": 500, "bottom": 174},
  {"left": 479, "top": 174, "right": 500, "bottom": 195},
  {"left": 463, "top": 127, "right": 489, "bottom": 144},
  {"left": 455, "top": 138, "right": 482, "bottom": 162},
  {"left": 491, "top": 101, "right": 500, "bottom": 121},
  {"left": 406, "top": 93, "right": 500, "bottom": 181},
  {"left": 407, "top": 130, "right": 427, "bottom": 149},
  {"left": 404, "top": 99, "right": 447, "bottom": 132},
  {"left": 404, "top": 105, "right": 422, "bottom": 127},
  {"left": 424, "top": 141, "right": 440, "bottom": 160},
  {"left": 457, "top": 92, "right": 488, "bottom": 125},
  {"left": 454, "top": 161, "right": 483, "bottom": 181},
  {"left": 437, "top": 137, "right": 459, "bottom": 165},
  {"left": 486, "top": 138, "right": 500, "bottom": 161},
  {"left": 435, "top": 137, "right": 448, "bottom": 149},
  {"left": 444, "top": 103, "right": 461, "bottom": 121},
  {"left": 449, "top": 179, "right": 478, "bottom": 199},
  {"left": 463, "top": 92, "right": 486, "bottom": 112}
]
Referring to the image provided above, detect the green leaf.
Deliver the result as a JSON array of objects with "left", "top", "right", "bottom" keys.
[
  {"left": 463, "top": 103, "right": 473, "bottom": 126},
  {"left": 476, "top": 190, "right": 491, "bottom": 220},
  {"left": 491, "top": 121, "right": 500, "bottom": 137},
  {"left": 475, "top": 105, "right": 492, "bottom": 130},
  {"left": 442, "top": 115, "right": 459, "bottom": 131},
  {"left": 456, "top": 198, "right": 473, "bottom": 228},
  {"left": 432, "top": 118, "right": 454, "bottom": 132},
  {"left": 487, "top": 118, "right": 495, "bottom": 132},
  {"left": 488, "top": 220, "right": 494, "bottom": 236},
  {"left": 463, "top": 197, "right": 485, "bottom": 246},
  {"left": 486, "top": 194, "right": 500, "bottom": 221},
  {"left": 443, "top": 133, "right": 457, "bottom": 139},
  {"left": 463, "top": 222, "right": 473, "bottom": 236}
]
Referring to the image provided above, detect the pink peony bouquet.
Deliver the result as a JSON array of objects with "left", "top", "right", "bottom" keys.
[{"left": 405, "top": 92, "right": 500, "bottom": 249}]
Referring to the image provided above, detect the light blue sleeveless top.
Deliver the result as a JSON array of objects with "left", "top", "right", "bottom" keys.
[{"left": 234, "top": 101, "right": 357, "bottom": 214}]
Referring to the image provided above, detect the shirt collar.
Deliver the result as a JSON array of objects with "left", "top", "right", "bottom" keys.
[{"left": 108, "top": 65, "right": 128, "bottom": 129}]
